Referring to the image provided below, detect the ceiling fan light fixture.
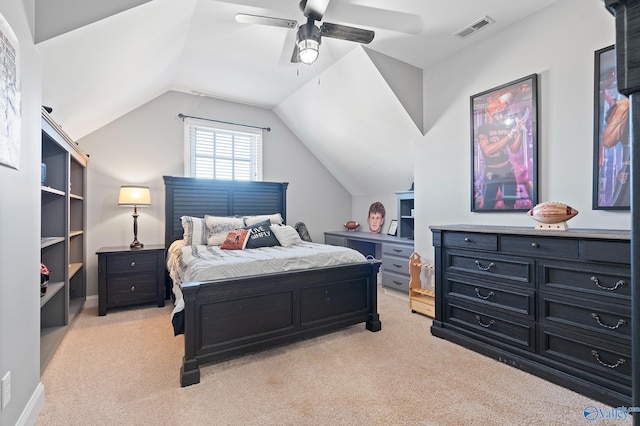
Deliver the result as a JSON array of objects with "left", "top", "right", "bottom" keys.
[
  {"left": 297, "top": 21, "right": 321, "bottom": 64},
  {"left": 298, "top": 39, "right": 319, "bottom": 64}
]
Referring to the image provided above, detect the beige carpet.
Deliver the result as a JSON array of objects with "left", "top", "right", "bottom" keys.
[{"left": 36, "top": 287, "right": 629, "bottom": 426}]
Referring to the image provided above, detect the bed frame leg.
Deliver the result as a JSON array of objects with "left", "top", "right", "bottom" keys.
[
  {"left": 366, "top": 313, "right": 381, "bottom": 332},
  {"left": 180, "top": 357, "right": 201, "bottom": 387}
]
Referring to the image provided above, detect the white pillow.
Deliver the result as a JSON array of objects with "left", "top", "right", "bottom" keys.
[
  {"left": 205, "top": 215, "right": 245, "bottom": 246},
  {"left": 244, "top": 213, "right": 283, "bottom": 227},
  {"left": 270, "top": 224, "right": 303, "bottom": 247},
  {"left": 180, "top": 216, "right": 208, "bottom": 245}
]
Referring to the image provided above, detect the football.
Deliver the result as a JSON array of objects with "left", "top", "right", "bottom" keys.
[
  {"left": 527, "top": 202, "right": 579, "bottom": 224},
  {"left": 344, "top": 220, "right": 360, "bottom": 230}
]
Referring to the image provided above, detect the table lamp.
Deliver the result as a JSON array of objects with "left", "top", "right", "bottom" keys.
[{"left": 118, "top": 185, "right": 151, "bottom": 249}]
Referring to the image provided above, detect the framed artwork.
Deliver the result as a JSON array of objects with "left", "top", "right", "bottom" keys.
[
  {"left": 471, "top": 74, "right": 538, "bottom": 212},
  {"left": 0, "top": 12, "right": 21, "bottom": 170},
  {"left": 593, "top": 45, "right": 629, "bottom": 210},
  {"left": 386, "top": 219, "right": 398, "bottom": 236}
]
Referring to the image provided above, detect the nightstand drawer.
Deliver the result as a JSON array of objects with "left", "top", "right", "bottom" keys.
[
  {"left": 107, "top": 274, "right": 158, "bottom": 306},
  {"left": 107, "top": 252, "right": 158, "bottom": 274},
  {"left": 96, "top": 245, "right": 166, "bottom": 316}
]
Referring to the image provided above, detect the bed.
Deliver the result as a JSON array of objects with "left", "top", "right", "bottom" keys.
[{"left": 163, "top": 176, "right": 382, "bottom": 386}]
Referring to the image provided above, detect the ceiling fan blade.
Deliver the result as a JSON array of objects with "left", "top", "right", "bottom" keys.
[
  {"left": 235, "top": 13, "right": 297, "bottom": 29},
  {"left": 290, "top": 43, "right": 301, "bottom": 63},
  {"left": 320, "top": 22, "right": 375, "bottom": 44},
  {"left": 300, "top": 0, "right": 331, "bottom": 21}
]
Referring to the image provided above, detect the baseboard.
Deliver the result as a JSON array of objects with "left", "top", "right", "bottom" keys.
[
  {"left": 15, "top": 381, "right": 44, "bottom": 426},
  {"left": 84, "top": 295, "right": 98, "bottom": 308}
]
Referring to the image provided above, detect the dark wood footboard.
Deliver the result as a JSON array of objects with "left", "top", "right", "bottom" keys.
[{"left": 180, "top": 259, "right": 381, "bottom": 386}]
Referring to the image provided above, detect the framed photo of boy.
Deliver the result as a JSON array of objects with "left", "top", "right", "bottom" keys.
[
  {"left": 593, "top": 45, "right": 630, "bottom": 210},
  {"left": 470, "top": 74, "right": 538, "bottom": 212}
]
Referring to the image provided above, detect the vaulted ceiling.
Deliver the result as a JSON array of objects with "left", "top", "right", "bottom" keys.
[{"left": 33, "top": 0, "right": 563, "bottom": 195}]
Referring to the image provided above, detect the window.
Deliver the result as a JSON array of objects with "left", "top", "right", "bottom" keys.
[{"left": 184, "top": 118, "right": 263, "bottom": 180}]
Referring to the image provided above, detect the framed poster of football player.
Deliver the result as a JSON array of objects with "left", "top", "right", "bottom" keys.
[
  {"left": 593, "top": 45, "right": 630, "bottom": 210},
  {"left": 470, "top": 74, "right": 538, "bottom": 212}
]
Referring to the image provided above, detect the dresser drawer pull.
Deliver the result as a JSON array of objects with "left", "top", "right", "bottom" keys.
[
  {"left": 130, "top": 285, "right": 136, "bottom": 292},
  {"left": 591, "top": 313, "right": 627, "bottom": 330},
  {"left": 392, "top": 248, "right": 402, "bottom": 253},
  {"left": 475, "top": 261, "right": 495, "bottom": 271},
  {"left": 392, "top": 281, "right": 402, "bottom": 286},
  {"left": 530, "top": 242, "right": 538, "bottom": 248},
  {"left": 474, "top": 288, "right": 495, "bottom": 300},
  {"left": 590, "top": 276, "right": 626, "bottom": 291},
  {"left": 464, "top": 237, "right": 471, "bottom": 242},
  {"left": 130, "top": 261, "right": 136, "bottom": 267},
  {"left": 475, "top": 315, "right": 495, "bottom": 328},
  {"left": 590, "top": 350, "right": 626, "bottom": 369}
]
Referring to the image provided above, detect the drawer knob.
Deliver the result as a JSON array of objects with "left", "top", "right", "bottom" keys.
[
  {"left": 474, "top": 260, "right": 495, "bottom": 271},
  {"left": 130, "top": 261, "right": 136, "bottom": 267},
  {"left": 130, "top": 285, "right": 136, "bottom": 292},
  {"left": 475, "top": 315, "right": 495, "bottom": 328},
  {"left": 591, "top": 313, "right": 627, "bottom": 330},
  {"left": 590, "top": 350, "right": 626, "bottom": 369},
  {"left": 590, "top": 276, "right": 626, "bottom": 291},
  {"left": 474, "top": 288, "right": 495, "bottom": 300},
  {"left": 530, "top": 242, "right": 538, "bottom": 248},
  {"left": 464, "top": 237, "right": 471, "bottom": 242}
]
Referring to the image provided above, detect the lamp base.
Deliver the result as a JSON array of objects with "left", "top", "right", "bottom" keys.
[{"left": 130, "top": 240, "right": 144, "bottom": 249}]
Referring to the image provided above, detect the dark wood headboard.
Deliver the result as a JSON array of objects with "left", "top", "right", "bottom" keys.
[{"left": 163, "top": 176, "right": 289, "bottom": 248}]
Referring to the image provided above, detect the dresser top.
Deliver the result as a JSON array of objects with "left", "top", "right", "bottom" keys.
[{"left": 429, "top": 225, "right": 630, "bottom": 241}]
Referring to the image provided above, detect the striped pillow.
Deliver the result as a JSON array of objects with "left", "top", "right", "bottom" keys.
[{"left": 180, "top": 216, "right": 208, "bottom": 245}]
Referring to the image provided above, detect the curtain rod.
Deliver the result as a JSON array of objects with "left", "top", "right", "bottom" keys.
[{"left": 178, "top": 113, "right": 271, "bottom": 132}]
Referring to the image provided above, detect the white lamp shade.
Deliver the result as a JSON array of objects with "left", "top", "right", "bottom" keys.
[{"left": 118, "top": 186, "right": 151, "bottom": 206}]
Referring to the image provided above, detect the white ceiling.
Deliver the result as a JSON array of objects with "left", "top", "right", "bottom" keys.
[
  {"left": 34, "top": 0, "right": 563, "bottom": 195},
  {"left": 35, "top": 0, "right": 563, "bottom": 139}
]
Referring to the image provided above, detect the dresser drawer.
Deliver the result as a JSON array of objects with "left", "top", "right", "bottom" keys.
[
  {"left": 381, "top": 255, "right": 409, "bottom": 276},
  {"left": 324, "top": 234, "right": 346, "bottom": 247},
  {"left": 382, "top": 270, "right": 409, "bottom": 292},
  {"left": 107, "top": 252, "right": 158, "bottom": 274},
  {"left": 500, "top": 235, "right": 579, "bottom": 259},
  {"left": 538, "top": 260, "right": 631, "bottom": 300},
  {"left": 539, "top": 293, "right": 630, "bottom": 341},
  {"left": 106, "top": 274, "right": 159, "bottom": 306},
  {"left": 539, "top": 327, "right": 631, "bottom": 388},
  {"left": 447, "top": 278, "right": 534, "bottom": 317},
  {"left": 446, "top": 301, "right": 535, "bottom": 352},
  {"left": 581, "top": 239, "right": 630, "bottom": 264},
  {"left": 442, "top": 232, "right": 497, "bottom": 251},
  {"left": 382, "top": 243, "right": 413, "bottom": 258},
  {"left": 446, "top": 249, "right": 532, "bottom": 285}
]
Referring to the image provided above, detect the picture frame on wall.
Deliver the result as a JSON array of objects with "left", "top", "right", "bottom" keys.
[
  {"left": 470, "top": 74, "right": 538, "bottom": 212},
  {"left": 593, "top": 45, "right": 630, "bottom": 210}
]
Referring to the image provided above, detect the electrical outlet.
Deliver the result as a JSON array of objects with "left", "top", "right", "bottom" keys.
[{"left": 1, "top": 371, "right": 10, "bottom": 410}]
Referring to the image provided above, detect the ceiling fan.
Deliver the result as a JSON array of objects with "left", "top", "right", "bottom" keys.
[{"left": 235, "top": 0, "right": 375, "bottom": 65}]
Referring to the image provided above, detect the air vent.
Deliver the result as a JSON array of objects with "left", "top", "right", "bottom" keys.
[{"left": 455, "top": 16, "right": 495, "bottom": 39}]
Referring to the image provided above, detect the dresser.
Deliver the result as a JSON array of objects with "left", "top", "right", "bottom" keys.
[
  {"left": 324, "top": 231, "right": 414, "bottom": 293},
  {"left": 96, "top": 245, "right": 166, "bottom": 316},
  {"left": 431, "top": 225, "right": 631, "bottom": 408}
]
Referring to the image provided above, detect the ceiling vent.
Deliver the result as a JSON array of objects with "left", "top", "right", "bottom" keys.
[{"left": 455, "top": 16, "right": 495, "bottom": 39}]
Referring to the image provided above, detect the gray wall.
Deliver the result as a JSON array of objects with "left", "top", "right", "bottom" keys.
[
  {"left": 0, "top": 2, "right": 44, "bottom": 425},
  {"left": 414, "top": 0, "right": 630, "bottom": 260},
  {"left": 77, "top": 91, "right": 352, "bottom": 298}
]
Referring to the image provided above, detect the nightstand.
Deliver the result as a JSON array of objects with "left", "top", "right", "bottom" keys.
[{"left": 96, "top": 245, "right": 166, "bottom": 316}]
